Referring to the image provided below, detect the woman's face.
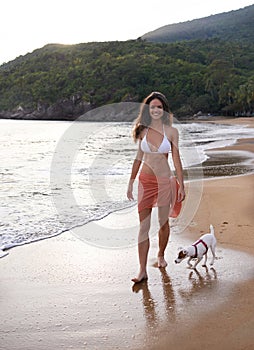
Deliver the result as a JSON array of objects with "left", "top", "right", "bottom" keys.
[{"left": 149, "top": 98, "right": 164, "bottom": 120}]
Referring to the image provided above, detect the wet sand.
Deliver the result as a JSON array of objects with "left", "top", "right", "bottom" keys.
[
  {"left": 1, "top": 117, "right": 254, "bottom": 350},
  {"left": 1, "top": 229, "right": 253, "bottom": 350}
]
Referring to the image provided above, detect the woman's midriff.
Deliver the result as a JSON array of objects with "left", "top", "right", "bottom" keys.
[{"left": 141, "top": 153, "right": 173, "bottom": 178}]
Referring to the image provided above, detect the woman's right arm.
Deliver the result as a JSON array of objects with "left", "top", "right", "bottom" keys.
[{"left": 127, "top": 141, "right": 144, "bottom": 200}]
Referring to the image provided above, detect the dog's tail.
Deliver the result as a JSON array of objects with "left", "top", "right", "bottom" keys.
[{"left": 210, "top": 224, "right": 215, "bottom": 236}]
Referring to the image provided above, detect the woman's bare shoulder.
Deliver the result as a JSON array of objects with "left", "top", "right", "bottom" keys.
[
  {"left": 164, "top": 124, "right": 179, "bottom": 139},
  {"left": 139, "top": 127, "right": 148, "bottom": 139}
]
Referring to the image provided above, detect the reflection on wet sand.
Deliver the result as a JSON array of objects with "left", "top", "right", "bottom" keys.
[
  {"left": 132, "top": 265, "right": 219, "bottom": 348},
  {"left": 160, "top": 269, "right": 176, "bottom": 322},
  {"left": 178, "top": 267, "right": 218, "bottom": 300},
  {"left": 132, "top": 268, "right": 177, "bottom": 341},
  {"left": 133, "top": 280, "right": 158, "bottom": 330},
  {"left": 130, "top": 235, "right": 254, "bottom": 350}
]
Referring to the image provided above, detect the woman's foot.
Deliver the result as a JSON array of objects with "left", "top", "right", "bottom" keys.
[
  {"left": 131, "top": 271, "right": 148, "bottom": 283},
  {"left": 158, "top": 255, "right": 167, "bottom": 268}
]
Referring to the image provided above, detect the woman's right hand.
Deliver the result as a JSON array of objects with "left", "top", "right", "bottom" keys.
[{"left": 127, "top": 181, "right": 134, "bottom": 200}]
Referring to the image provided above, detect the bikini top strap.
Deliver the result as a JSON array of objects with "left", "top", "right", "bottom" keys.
[
  {"left": 163, "top": 124, "right": 166, "bottom": 136},
  {"left": 145, "top": 125, "right": 165, "bottom": 136}
]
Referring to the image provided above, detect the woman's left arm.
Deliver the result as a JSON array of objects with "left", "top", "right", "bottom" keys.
[{"left": 171, "top": 127, "right": 185, "bottom": 202}]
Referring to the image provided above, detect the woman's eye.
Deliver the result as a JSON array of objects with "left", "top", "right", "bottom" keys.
[{"left": 150, "top": 105, "right": 163, "bottom": 109}]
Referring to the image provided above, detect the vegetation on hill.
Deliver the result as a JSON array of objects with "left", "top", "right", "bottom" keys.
[
  {"left": 141, "top": 5, "right": 254, "bottom": 44},
  {"left": 0, "top": 6, "right": 253, "bottom": 120}
]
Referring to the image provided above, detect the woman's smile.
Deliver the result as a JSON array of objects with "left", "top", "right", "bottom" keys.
[{"left": 149, "top": 98, "right": 164, "bottom": 119}]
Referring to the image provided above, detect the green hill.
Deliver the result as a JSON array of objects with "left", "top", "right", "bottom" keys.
[
  {"left": 141, "top": 5, "right": 254, "bottom": 43},
  {"left": 0, "top": 6, "right": 253, "bottom": 120}
]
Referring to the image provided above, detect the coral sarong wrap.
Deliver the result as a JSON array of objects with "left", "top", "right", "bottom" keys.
[{"left": 138, "top": 173, "right": 182, "bottom": 218}]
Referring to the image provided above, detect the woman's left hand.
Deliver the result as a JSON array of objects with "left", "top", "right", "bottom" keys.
[{"left": 178, "top": 186, "right": 186, "bottom": 202}]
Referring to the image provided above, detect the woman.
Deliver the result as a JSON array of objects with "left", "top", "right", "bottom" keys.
[{"left": 127, "top": 91, "right": 185, "bottom": 283}]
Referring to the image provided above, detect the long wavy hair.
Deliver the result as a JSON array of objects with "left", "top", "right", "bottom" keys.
[{"left": 132, "top": 91, "right": 173, "bottom": 142}]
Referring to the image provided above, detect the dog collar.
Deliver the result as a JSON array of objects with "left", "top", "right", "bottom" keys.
[{"left": 192, "top": 239, "right": 208, "bottom": 258}]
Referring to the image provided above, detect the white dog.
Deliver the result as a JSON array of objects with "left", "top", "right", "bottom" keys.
[{"left": 175, "top": 224, "right": 216, "bottom": 269}]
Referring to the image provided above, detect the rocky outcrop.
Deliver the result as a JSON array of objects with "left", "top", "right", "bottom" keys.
[
  {"left": 0, "top": 96, "right": 140, "bottom": 122},
  {"left": 0, "top": 93, "right": 92, "bottom": 121},
  {"left": 78, "top": 102, "right": 139, "bottom": 122}
]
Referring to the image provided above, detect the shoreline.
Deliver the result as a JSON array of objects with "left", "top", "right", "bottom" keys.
[
  {"left": 185, "top": 117, "right": 254, "bottom": 255},
  {"left": 1, "top": 117, "right": 253, "bottom": 257},
  {"left": 0, "top": 117, "right": 253, "bottom": 349}
]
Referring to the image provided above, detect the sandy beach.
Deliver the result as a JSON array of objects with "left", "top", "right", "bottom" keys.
[{"left": 1, "top": 117, "right": 254, "bottom": 350}]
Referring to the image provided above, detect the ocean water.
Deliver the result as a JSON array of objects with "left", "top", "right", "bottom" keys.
[{"left": 1, "top": 118, "right": 254, "bottom": 255}]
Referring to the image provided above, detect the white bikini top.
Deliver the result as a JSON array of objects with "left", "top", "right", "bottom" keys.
[{"left": 141, "top": 126, "right": 171, "bottom": 154}]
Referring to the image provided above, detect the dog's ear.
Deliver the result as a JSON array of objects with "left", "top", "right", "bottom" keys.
[
  {"left": 178, "top": 249, "right": 188, "bottom": 259},
  {"left": 178, "top": 248, "right": 187, "bottom": 254}
]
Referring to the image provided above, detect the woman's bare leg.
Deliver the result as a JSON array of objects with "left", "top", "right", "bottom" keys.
[
  {"left": 132, "top": 208, "right": 152, "bottom": 283},
  {"left": 157, "top": 206, "right": 170, "bottom": 268}
]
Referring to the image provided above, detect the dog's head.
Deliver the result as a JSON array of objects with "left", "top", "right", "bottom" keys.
[{"left": 175, "top": 249, "right": 188, "bottom": 264}]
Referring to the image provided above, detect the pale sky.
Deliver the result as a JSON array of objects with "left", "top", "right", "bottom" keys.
[{"left": 1, "top": 0, "right": 253, "bottom": 65}]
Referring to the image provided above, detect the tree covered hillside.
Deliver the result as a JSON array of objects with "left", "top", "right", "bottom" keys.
[
  {"left": 141, "top": 5, "right": 254, "bottom": 44},
  {"left": 0, "top": 38, "right": 253, "bottom": 119}
]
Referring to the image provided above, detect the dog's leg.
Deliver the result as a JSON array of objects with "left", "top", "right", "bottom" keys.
[
  {"left": 187, "top": 257, "right": 193, "bottom": 268},
  {"left": 192, "top": 257, "right": 202, "bottom": 269},
  {"left": 210, "top": 245, "right": 216, "bottom": 265},
  {"left": 202, "top": 253, "right": 208, "bottom": 267}
]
